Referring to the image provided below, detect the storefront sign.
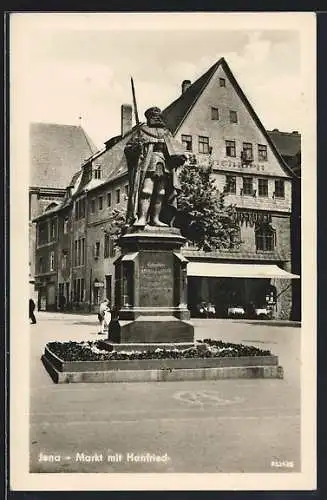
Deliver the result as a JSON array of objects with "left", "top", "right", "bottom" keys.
[
  {"left": 214, "top": 160, "right": 266, "bottom": 172},
  {"left": 94, "top": 281, "right": 104, "bottom": 288}
]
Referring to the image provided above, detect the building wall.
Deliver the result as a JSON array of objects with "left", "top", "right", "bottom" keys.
[{"left": 176, "top": 64, "right": 290, "bottom": 179}]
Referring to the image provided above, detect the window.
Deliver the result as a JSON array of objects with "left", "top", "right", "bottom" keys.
[
  {"left": 242, "top": 176, "right": 253, "bottom": 196},
  {"left": 258, "top": 178, "right": 268, "bottom": 197},
  {"left": 225, "top": 175, "right": 236, "bottom": 194},
  {"left": 99, "top": 196, "right": 103, "bottom": 210},
  {"left": 230, "top": 110, "right": 238, "bottom": 123},
  {"left": 225, "top": 140, "right": 236, "bottom": 157},
  {"left": 63, "top": 217, "right": 69, "bottom": 234},
  {"left": 211, "top": 107, "right": 219, "bottom": 120},
  {"left": 124, "top": 185, "right": 129, "bottom": 198},
  {"left": 181, "top": 134, "right": 192, "bottom": 152},
  {"left": 94, "top": 165, "right": 101, "bottom": 179},
  {"left": 74, "top": 240, "right": 78, "bottom": 266},
  {"left": 104, "top": 234, "right": 115, "bottom": 258},
  {"left": 107, "top": 192, "right": 112, "bottom": 207},
  {"left": 50, "top": 220, "right": 56, "bottom": 240},
  {"left": 258, "top": 144, "right": 268, "bottom": 161},
  {"left": 81, "top": 238, "right": 85, "bottom": 265},
  {"left": 116, "top": 189, "right": 121, "bottom": 204},
  {"left": 50, "top": 251, "right": 55, "bottom": 271},
  {"left": 90, "top": 198, "right": 96, "bottom": 214},
  {"left": 38, "top": 221, "right": 48, "bottom": 246},
  {"left": 274, "top": 179, "right": 285, "bottom": 198},
  {"left": 242, "top": 142, "right": 253, "bottom": 162},
  {"left": 198, "top": 136, "right": 210, "bottom": 154},
  {"left": 73, "top": 278, "right": 85, "bottom": 302},
  {"left": 62, "top": 250, "right": 68, "bottom": 270},
  {"left": 94, "top": 241, "right": 100, "bottom": 259},
  {"left": 255, "top": 224, "right": 276, "bottom": 251},
  {"left": 75, "top": 199, "right": 85, "bottom": 220},
  {"left": 219, "top": 78, "right": 226, "bottom": 87},
  {"left": 38, "top": 257, "right": 44, "bottom": 274}
]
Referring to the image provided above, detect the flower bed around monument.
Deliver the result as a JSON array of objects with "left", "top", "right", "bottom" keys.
[{"left": 46, "top": 339, "right": 272, "bottom": 362}]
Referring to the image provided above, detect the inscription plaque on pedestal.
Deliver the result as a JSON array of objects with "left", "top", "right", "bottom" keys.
[{"left": 139, "top": 252, "right": 174, "bottom": 307}]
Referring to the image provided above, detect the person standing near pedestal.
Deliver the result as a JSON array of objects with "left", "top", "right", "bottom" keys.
[{"left": 124, "top": 106, "right": 187, "bottom": 228}]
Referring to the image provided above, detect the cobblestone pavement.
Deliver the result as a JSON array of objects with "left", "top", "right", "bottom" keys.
[{"left": 29, "top": 313, "right": 301, "bottom": 473}]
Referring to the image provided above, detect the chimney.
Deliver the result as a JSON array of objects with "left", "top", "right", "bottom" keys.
[
  {"left": 181, "top": 80, "right": 191, "bottom": 94},
  {"left": 121, "top": 104, "right": 133, "bottom": 137}
]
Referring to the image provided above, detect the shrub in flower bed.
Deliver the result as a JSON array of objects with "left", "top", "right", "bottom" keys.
[{"left": 46, "top": 339, "right": 271, "bottom": 362}]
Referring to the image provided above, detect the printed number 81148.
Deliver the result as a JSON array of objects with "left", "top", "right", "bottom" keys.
[{"left": 271, "top": 460, "right": 294, "bottom": 468}]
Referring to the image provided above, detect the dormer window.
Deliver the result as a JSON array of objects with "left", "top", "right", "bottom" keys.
[{"left": 93, "top": 165, "right": 101, "bottom": 179}]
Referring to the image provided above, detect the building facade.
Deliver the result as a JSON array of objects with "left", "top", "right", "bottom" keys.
[
  {"left": 29, "top": 122, "right": 98, "bottom": 299},
  {"left": 33, "top": 58, "right": 300, "bottom": 319}
]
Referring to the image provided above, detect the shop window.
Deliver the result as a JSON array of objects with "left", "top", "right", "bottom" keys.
[
  {"left": 225, "top": 175, "right": 236, "bottom": 194},
  {"left": 274, "top": 179, "right": 285, "bottom": 198},
  {"left": 242, "top": 176, "right": 253, "bottom": 196},
  {"left": 225, "top": 140, "right": 236, "bottom": 157},
  {"left": 181, "top": 134, "right": 192, "bottom": 152},
  {"left": 107, "top": 192, "right": 112, "bottom": 207},
  {"left": 211, "top": 107, "right": 219, "bottom": 120},
  {"left": 258, "top": 178, "right": 268, "bottom": 197},
  {"left": 255, "top": 224, "right": 276, "bottom": 252},
  {"left": 198, "top": 136, "right": 210, "bottom": 154},
  {"left": 258, "top": 144, "right": 268, "bottom": 161},
  {"left": 219, "top": 78, "right": 226, "bottom": 87},
  {"left": 230, "top": 110, "right": 238, "bottom": 123}
]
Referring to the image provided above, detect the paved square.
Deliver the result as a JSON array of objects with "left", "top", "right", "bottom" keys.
[{"left": 30, "top": 313, "right": 301, "bottom": 473}]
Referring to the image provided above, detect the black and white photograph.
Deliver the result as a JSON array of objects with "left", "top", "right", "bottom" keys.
[{"left": 10, "top": 12, "right": 316, "bottom": 491}]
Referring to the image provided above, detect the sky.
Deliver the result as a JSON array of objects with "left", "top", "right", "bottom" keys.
[{"left": 12, "top": 13, "right": 306, "bottom": 149}]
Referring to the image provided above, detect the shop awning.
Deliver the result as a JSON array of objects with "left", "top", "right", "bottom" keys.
[{"left": 187, "top": 262, "right": 300, "bottom": 279}]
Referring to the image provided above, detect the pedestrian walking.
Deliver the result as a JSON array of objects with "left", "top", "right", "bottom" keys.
[
  {"left": 98, "top": 298, "right": 110, "bottom": 334},
  {"left": 29, "top": 298, "right": 37, "bottom": 324}
]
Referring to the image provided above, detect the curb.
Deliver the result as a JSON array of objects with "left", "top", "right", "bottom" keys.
[{"left": 41, "top": 354, "right": 284, "bottom": 384}]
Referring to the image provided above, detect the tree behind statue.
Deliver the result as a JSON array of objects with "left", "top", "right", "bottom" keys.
[{"left": 176, "top": 160, "right": 241, "bottom": 251}]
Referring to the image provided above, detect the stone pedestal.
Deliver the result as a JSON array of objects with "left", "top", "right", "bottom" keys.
[{"left": 104, "top": 226, "right": 194, "bottom": 351}]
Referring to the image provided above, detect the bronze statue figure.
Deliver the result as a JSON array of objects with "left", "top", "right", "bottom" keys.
[{"left": 124, "top": 106, "right": 187, "bottom": 228}]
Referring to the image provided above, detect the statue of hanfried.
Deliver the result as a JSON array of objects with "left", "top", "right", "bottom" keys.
[{"left": 124, "top": 79, "right": 187, "bottom": 228}]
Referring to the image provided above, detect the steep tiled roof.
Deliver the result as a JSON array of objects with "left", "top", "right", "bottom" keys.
[
  {"left": 162, "top": 59, "right": 223, "bottom": 135},
  {"left": 162, "top": 57, "right": 295, "bottom": 178},
  {"left": 267, "top": 130, "right": 301, "bottom": 158},
  {"left": 30, "top": 122, "right": 98, "bottom": 189}
]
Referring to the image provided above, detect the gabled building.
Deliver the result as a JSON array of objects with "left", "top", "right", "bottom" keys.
[
  {"left": 29, "top": 122, "right": 98, "bottom": 298},
  {"left": 33, "top": 58, "right": 300, "bottom": 319}
]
